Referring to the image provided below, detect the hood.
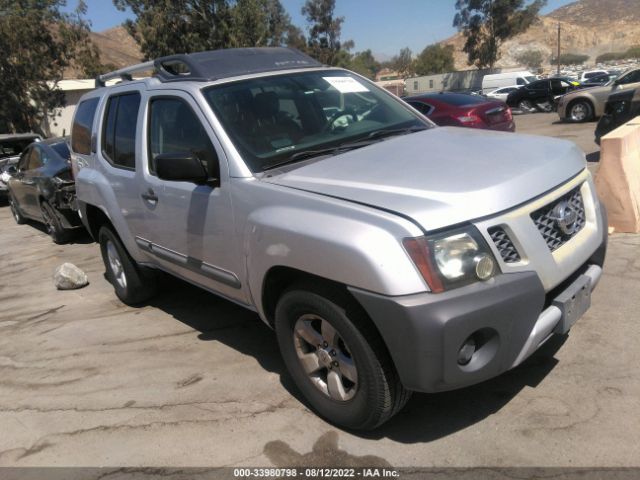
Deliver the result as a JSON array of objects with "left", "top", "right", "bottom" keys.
[
  {"left": 264, "top": 127, "right": 585, "bottom": 231},
  {"left": 566, "top": 84, "right": 611, "bottom": 98}
]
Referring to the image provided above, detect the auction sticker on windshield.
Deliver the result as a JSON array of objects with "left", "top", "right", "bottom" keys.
[{"left": 323, "top": 76, "right": 369, "bottom": 93}]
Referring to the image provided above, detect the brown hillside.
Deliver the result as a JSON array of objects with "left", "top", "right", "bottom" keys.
[
  {"left": 442, "top": 0, "right": 640, "bottom": 70},
  {"left": 547, "top": 0, "right": 640, "bottom": 27},
  {"left": 64, "top": 26, "right": 142, "bottom": 79},
  {"left": 90, "top": 26, "right": 142, "bottom": 68}
]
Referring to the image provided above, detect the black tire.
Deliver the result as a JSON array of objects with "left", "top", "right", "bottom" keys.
[
  {"left": 568, "top": 99, "right": 594, "bottom": 123},
  {"left": 518, "top": 99, "right": 535, "bottom": 113},
  {"left": 8, "top": 194, "right": 26, "bottom": 225},
  {"left": 275, "top": 285, "right": 411, "bottom": 430},
  {"left": 98, "top": 226, "right": 157, "bottom": 305},
  {"left": 40, "top": 200, "right": 70, "bottom": 244}
]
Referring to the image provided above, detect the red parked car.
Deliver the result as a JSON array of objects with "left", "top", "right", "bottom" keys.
[{"left": 404, "top": 92, "right": 515, "bottom": 132}]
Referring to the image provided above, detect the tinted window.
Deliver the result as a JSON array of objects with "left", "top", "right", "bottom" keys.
[
  {"left": 27, "top": 147, "right": 43, "bottom": 170},
  {"left": 526, "top": 81, "right": 548, "bottom": 90},
  {"left": 422, "top": 93, "right": 485, "bottom": 106},
  {"left": 516, "top": 78, "right": 526, "bottom": 86},
  {"left": 618, "top": 70, "right": 640, "bottom": 85},
  {"left": 148, "top": 97, "right": 218, "bottom": 177},
  {"left": 71, "top": 98, "right": 99, "bottom": 154},
  {"left": 51, "top": 142, "right": 70, "bottom": 160},
  {"left": 102, "top": 93, "right": 141, "bottom": 169},
  {"left": 103, "top": 96, "right": 118, "bottom": 161},
  {"left": 17, "top": 149, "right": 30, "bottom": 170},
  {"left": 0, "top": 137, "right": 37, "bottom": 159},
  {"left": 408, "top": 101, "right": 433, "bottom": 115}
]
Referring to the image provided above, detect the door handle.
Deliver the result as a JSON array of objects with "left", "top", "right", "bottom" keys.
[{"left": 141, "top": 189, "right": 158, "bottom": 202}]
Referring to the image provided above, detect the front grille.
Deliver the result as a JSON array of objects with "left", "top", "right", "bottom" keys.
[
  {"left": 489, "top": 227, "right": 521, "bottom": 263},
  {"left": 531, "top": 186, "right": 586, "bottom": 252}
]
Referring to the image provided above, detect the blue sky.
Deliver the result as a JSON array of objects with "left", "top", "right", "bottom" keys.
[{"left": 65, "top": 0, "right": 576, "bottom": 58}]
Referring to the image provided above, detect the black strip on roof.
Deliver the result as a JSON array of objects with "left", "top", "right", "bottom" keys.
[{"left": 153, "top": 47, "right": 323, "bottom": 82}]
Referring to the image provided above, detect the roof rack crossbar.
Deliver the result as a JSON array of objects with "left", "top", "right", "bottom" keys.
[{"left": 95, "top": 61, "right": 155, "bottom": 88}]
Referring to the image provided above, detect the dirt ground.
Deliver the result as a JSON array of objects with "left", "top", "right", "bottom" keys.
[{"left": 0, "top": 114, "right": 638, "bottom": 468}]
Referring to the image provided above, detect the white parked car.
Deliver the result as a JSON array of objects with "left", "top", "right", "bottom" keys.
[
  {"left": 486, "top": 85, "right": 521, "bottom": 102},
  {"left": 578, "top": 70, "right": 609, "bottom": 83}
]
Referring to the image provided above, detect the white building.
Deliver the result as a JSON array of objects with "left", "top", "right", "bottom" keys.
[{"left": 43, "top": 79, "right": 96, "bottom": 137}]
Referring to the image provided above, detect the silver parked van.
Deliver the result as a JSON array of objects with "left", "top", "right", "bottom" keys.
[{"left": 71, "top": 48, "right": 607, "bottom": 430}]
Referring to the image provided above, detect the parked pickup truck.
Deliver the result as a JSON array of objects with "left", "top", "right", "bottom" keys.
[{"left": 71, "top": 48, "right": 607, "bottom": 430}]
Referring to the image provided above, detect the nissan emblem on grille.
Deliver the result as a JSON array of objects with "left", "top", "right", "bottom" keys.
[
  {"left": 549, "top": 200, "right": 579, "bottom": 236},
  {"left": 530, "top": 186, "right": 586, "bottom": 252}
]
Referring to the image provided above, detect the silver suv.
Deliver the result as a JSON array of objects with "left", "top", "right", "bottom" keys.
[{"left": 71, "top": 48, "right": 607, "bottom": 430}]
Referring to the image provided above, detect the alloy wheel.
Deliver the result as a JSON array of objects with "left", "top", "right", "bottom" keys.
[
  {"left": 106, "top": 240, "right": 127, "bottom": 289},
  {"left": 519, "top": 100, "right": 534, "bottom": 112},
  {"left": 570, "top": 103, "right": 589, "bottom": 122},
  {"left": 293, "top": 314, "right": 358, "bottom": 402}
]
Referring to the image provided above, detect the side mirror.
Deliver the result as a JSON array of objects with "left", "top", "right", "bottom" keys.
[{"left": 154, "top": 152, "right": 209, "bottom": 184}]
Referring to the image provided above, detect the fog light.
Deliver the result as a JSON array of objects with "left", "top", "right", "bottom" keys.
[
  {"left": 474, "top": 254, "right": 495, "bottom": 280},
  {"left": 457, "top": 337, "right": 477, "bottom": 365}
]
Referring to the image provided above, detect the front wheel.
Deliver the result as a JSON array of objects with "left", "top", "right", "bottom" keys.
[
  {"left": 569, "top": 100, "right": 593, "bottom": 122},
  {"left": 98, "top": 226, "right": 157, "bottom": 305},
  {"left": 275, "top": 287, "right": 410, "bottom": 430}
]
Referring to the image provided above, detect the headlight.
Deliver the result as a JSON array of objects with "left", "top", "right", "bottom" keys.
[{"left": 403, "top": 226, "right": 497, "bottom": 293}]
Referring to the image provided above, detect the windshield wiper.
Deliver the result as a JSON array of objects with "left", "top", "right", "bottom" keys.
[
  {"left": 365, "top": 125, "right": 429, "bottom": 140},
  {"left": 261, "top": 125, "right": 429, "bottom": 172},
  {"left": 263, "top": 144, "right": 363, "bottom": 171}
]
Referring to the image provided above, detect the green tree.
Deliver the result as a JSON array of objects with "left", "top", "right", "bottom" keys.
[
  {"left": 286, "top": 24, "right": 307, "bottom": 51},
  {"left": 231, "top": 0, "right": 294, "bottom": 47},
  {"left": 391, "top": 47, "right": 414, "bottom": 78},
  {"left": 454, "top": 0, "right": 546, "bottom": 69},
  {"left": 515, "top": 49, "right": 544, "bottom": 70},
  {"left": 0, "top": 0, "right": 99, "bottom": 133},
  {"left": 114, "top": 0, "right": 235, "bottom": 59},
  {"left": 596, "top": 52, "right": 626, "bottom": 63},
  {"left": 301, "top": 0, "right": 353, "bottom": 65},
  {"left": 551, "top": 53, "right": 589, "bottom": 65},
  {"left": 625, "top": 46, "right": 640, "bottom": 59},
  {"left": 348, "top": 50, "right": 380, "bottom": 79},
  {"left": 414, "top": 44, "right": 455, "bottom": 76}
]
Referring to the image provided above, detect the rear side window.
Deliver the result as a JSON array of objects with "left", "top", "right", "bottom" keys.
[
  {"left": 408, "top": 101, "right": 433, "bottom": 116},
  {"left": 71, "top": 98, "right": 99, "bottom": 154},
  {"left": 102, "top": 92, "right": 141, "bottom": 170}
]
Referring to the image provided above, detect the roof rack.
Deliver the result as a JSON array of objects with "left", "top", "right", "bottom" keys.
[
  {"left": 95, "top": 61, "right": 154, "bottom": 88},
  {"left": 95, "top": 48, "right": 323, "bottom": 88}
]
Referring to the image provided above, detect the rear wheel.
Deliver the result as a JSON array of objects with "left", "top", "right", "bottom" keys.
[
  {"left": 9, "top": 194, "right": 26, "bottom": 225},
  {"left": 568, "top": 100, "right": 593, "bottom": 122},
  {"left": 518, "top": 100, "right": 535, "bottom": 113},
  {"left": 275, "top": 286, "right": 410, "bottom": 430},
  {"left": 40, "top": 200, "right": 70, "bottom": 244},
  {"left": 98, "top": 226, "right": 157, "bottom": 305}
]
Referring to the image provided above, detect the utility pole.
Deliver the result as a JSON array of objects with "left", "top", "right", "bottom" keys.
[{"left": 557, "top": 22, "right": 561, "bottom": 75}]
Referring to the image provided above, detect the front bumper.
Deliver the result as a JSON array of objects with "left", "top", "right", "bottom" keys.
[{"left": 349, "top": 207, "right": 608, "bottom": 394}]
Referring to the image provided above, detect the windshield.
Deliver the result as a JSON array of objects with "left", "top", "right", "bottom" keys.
[{"left": 203, "top": 70, "right": 429, "bottom": 172}]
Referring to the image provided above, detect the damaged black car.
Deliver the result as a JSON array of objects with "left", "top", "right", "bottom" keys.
[{"left": 7, "top": 137, "right": 82, "bottom": 243}]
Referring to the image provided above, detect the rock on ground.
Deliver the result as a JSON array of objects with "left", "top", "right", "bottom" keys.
[{"left": 53, "top": 262, "right": 89, "bottom": 290}]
